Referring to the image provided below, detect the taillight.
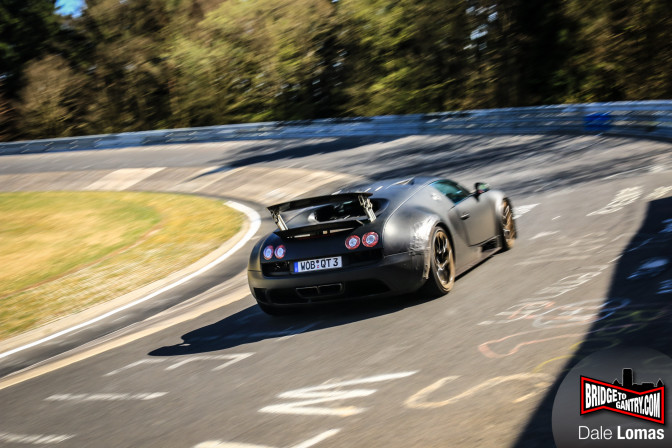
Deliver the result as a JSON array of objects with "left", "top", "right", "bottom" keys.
[
  {"left": 362, "top": 232, "right": 379, "bottom": 247},
  {"left": 263, "top": 245, "right": 274, "bottom": 260},
  {"left": 274, "top": 245, "right": 286, "bottom": 259},
  {"left": 345, "top": 235, "right": 361, "bottom": 250}
]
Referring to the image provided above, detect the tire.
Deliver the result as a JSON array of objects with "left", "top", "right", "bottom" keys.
[
  {"left": 422, "top": 226, "right": 455, "bottom": 296},
  {"left": 257, "top": 302, "right": 290, "bottom": 316},
  {"left": 499, "top": 199, "right": 516, "bottom": 251}
]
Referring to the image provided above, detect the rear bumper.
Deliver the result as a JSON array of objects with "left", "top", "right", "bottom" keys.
[{"left": 247, "top": 252, "right": 424, "bottom": 306}]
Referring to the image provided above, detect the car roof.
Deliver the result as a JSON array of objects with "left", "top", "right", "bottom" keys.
[{"left": 339, "top": 176, "right": 438, "bottom": 199}]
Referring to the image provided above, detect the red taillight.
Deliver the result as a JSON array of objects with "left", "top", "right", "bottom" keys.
[
  {"left": 263, "top": 245, "right": 274, "bottom": 260},
  {"left": 274, "top": 245, "right": 286, "bottom": 259},
  {"left": 345, "top": 235, "right": 361, "bottom": 250},
  {"left": 362, "top": 232, "right": 379, "bottom": 247}
]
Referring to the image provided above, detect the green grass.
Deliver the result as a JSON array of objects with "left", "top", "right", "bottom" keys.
[{"left": 0, "top": 192, "right": 243, "bottom": 341}]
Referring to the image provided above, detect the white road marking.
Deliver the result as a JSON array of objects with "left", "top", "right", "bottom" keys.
[
  {"left": 661, "top": 218, "right": 672, "bottom": 233},
  {"left": 0, "top": 432, "right": 74, "bottom": 445},
  {"left": 609, "top": 255, "right": 622, "bottom": 263},
  {"left": 223, "top": 324, "right": 319, "bottom": 341},
  {"left": 513, "top": 204, "right": 538, "bottom": 219},
  {"left": 45, "top": 392, "right": 166, "bottom": 402},
  {"left": 105, "top": 359, "right": 164, "bottom": 376},
  {"left": 0, "top": 201, "right": 260, "bottom": 360},
  {"left": 658, "top": 280, "right": 672, "bottom": 294},
  {"left": 552, "top": 216, "right": 561, "bottom": 220},
  {"left": 84, "top": 167, "right": 165, "bottom": 191},
  {"left": 646, "top": 186, "right": 672, "bottom": 200},
  {"left": 260, "top": 372, "right": 417, "bottom": 416},
  {"left": 193, "top": 429, "right": 341, "bottom": 448},
  {"left": 628, "top": 258, "right": 670, "bottom": 279},
  {"left": 166, "top": 353, "right": 253, "bottom": 371},
  {"left": 605, "top": 166, "right": 647, "bottom": 179},
  {"left": 587, "top": 187, "right": 642, "bottom": 216},
  {"left": 516, "top": 234, "right": 610, "bottom": 266},
  {"left": 530, "top": 231, "right": 559, "bottom": 240},
  {"left": 405, "top": 373, "right": 553, "bottom": 409},
  {"left": 194, "top": 443, "right": 273, "bottom": 448},
  {"left": 479, "top": 265, "right": 620, "bottom": 327},
  {"left": 264, "top": 189, "right": 286, "bottom": 201},
  {"left": 292, "top": 430, "right": 341, "bottom": 448},
  {"left": 0, "top": 278, "right": 251, "bottom": 391},
  {"left": 105, "top": 353, "right": 254, "bottom": 376}
]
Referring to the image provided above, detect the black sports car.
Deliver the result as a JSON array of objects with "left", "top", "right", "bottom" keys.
[{"left": 247, "top": 177, "right": 515, "bottom": 314}]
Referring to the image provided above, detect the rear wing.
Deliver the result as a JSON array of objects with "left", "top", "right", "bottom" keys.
[{"left": 267, "top": 192, "right": 376, "bottom": 231}]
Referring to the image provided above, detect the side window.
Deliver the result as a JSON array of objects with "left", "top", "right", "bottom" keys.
[{"left": 431, "top": 180, "right": 471, "bottom": 203}]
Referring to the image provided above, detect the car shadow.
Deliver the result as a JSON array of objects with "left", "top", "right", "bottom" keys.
[
  {"left": 510, "top": 195, "right": 672, "bottom": 447},
  {"left": 148, "top": 293, "right": 434, "bottom": 357}
]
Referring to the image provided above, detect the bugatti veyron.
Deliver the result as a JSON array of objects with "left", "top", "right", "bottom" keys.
[{"left": 247, "top": 177, "right": 515, "bottom": 314}]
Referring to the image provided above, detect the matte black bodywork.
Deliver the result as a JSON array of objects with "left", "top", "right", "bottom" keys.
[{"left": 247, "top": 177, "right": 511, "bottom": 310}]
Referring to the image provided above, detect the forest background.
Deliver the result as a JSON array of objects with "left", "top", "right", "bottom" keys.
[{"left": 1, "top": 0, "right": 670, "bottom": 141}]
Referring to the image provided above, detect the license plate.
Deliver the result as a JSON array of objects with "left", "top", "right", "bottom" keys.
[{"left": 294, "top": 256, "right": 342, "bottom": 273}]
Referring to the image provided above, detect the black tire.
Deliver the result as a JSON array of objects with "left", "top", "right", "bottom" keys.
[
  {"left": 422, "top": 226, "right": 455, "bottom": 296},
  {"left": 257, "top": 302, "right": 290, "bottom": 316},
  {"left": 499, "top": 199, "right": 516, "bottom": 251}
]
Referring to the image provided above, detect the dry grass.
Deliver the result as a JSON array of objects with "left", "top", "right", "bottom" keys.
[{"left": 0, "top": 192, "right": 243, "bottom": 340}]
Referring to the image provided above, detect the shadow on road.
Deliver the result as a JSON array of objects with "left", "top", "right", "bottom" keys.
[
  {"left": 369, "top": 136, "right": 658, "bottom": 196},
  {"left": 208, "top": 136, "right": 398, "bottom": 168},
  {"left": 148, "top": 294, "right": 432, "bottom": 357},
  {"left": 511, "top": 196, "right": 672, "bottom": 447}
]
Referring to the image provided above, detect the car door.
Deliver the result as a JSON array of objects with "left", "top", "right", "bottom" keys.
[
  {"left": 431, "top": 180, "right": 495, "bottom": 246},
  {"left": 454, "top": 194, "right": 496, "bottom": 245}
]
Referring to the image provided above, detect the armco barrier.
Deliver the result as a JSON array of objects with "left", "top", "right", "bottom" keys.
[{"left": 1, "top": 100, "right": 671, "bottom": 155}]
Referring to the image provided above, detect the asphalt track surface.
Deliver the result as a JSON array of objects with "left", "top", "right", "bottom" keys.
[{"left": 1, "top": 134, "right": 671, "bottom": 447}]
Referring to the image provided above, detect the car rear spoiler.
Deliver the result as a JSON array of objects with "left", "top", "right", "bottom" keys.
[{"left": 267, "top": 192, "right": 376, "bottom": 231}]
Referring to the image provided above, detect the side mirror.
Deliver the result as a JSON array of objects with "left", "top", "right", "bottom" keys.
[{"left": 474, "top": 182, "right": 490, "bottom": 196}]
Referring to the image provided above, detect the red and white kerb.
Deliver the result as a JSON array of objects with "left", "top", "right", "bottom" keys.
[
  {"left": 263, "top": 245, "right": 274, "bottom": 260},
  {"left": 345, "top": 235, "right": 361, "bottom": 250},
  {"left": 274, "top": 245, "right": 286, "bottom": 259},
  {"left": 362, "top": 232, "right": 379, "bottom": 247}
]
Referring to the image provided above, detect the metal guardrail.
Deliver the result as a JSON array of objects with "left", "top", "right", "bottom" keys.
[{"left": 1, "top": 100, "right": 671, "bottom": 155}]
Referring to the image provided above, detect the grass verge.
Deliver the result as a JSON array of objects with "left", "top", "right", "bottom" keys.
[{"left": 0, "top": 191, "right": 243, "bottom": 341}]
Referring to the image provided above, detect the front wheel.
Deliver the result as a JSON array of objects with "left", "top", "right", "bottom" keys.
[
  {"left": 422, "top": 226, "right": 455, "bottom": 296},
  {"left": 500, "top": 199, "right": 516, "bottom": 251}
]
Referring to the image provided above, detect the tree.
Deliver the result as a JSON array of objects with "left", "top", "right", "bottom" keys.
[
  {"left": 19, "top": 55, "right": 87, "bottom": 138},
  {"left": 460, "top": 0, "right": 571, "bottom": 108},
  {"left": 0, "top": 0, "right": 60, "bottom": 98},
  {"left": 561, "top": 0, "right": 672, "bottom": 102},
  {"left": 167, "top": 0, "right": 343, "bottom": 126},
  {"left": 70, "top": 0, "right": 179, "bottom": 133},
  {"left": 337, "top": 0, "right": 471, "bottom": 116},
  {"left": 0, "top": 82, "right": 12, "bottom": 141}
]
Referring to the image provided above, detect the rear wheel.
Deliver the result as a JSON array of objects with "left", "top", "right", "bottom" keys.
[
  {"left": 422, "top": 226, "right": 455, "bottom": 296},
  {"left": 500, "top": 199, "right": 516, "bottom": 251}
]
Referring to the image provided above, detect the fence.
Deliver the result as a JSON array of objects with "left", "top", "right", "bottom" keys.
[{"left": 2, "top": 100, "right": 671, "bottom": 155}]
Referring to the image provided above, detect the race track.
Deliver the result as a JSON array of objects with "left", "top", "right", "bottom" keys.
[{"left": 1, "top": 134, "right": 671, "bottom": 447}]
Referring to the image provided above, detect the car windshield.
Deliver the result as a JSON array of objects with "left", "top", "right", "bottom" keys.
[{"left": 431, "top": 180, "right": 470, "bottom": 203}]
